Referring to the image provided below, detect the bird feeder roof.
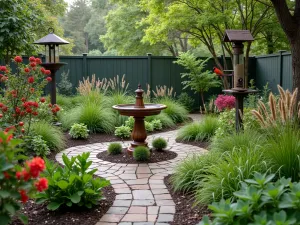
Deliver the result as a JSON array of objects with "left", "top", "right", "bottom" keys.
[
  {"left": 34, "top": 29, "right": 69, "bottom": 45},
  {"left": 223, "top": 30, "right": 254, "bottom": 42}
]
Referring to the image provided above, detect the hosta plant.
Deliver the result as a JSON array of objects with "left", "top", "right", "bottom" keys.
[
  {"left": 114, "top": 125, "right": 131, "bottom": 139},
  {"left": 23, "top": 135, "right": 50, "bottom": 157},
  {"left": 198, "top": 172, "right": 300, "bottom": 225},
  {"left": 0, "top": 132, "right": 48, "bottom": 225},
  {"left": 69, "top": 123, "right": 89, "bottom": 139},
  {"left": 36, "top": 152, "right": 110, "bottom": 210}
]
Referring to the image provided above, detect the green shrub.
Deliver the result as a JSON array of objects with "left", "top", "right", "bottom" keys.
[
  {"left": 125, "top": 116, "right": 135, "bottom": 130},
  {"left": 214, "top": 108, "right": 259, "bottom": 138},
  {"left": 146, "top": 112, "right": 175, "bottom": 128},
  {"left": 57, "top": 70, "right": 73, "bottom": 96},
  {"left": 210, "top": 130, "right": 265, "bottom": 153},
  {"left": 264, "top": 126, "right": 300, "bottom": 181},
  {"left": 27, "top": 135, "right": 50, "bottom": 157},
  {"left": 31, "top": 121, "right": 66, "bottom": 151},
  {"left": 177, "top": 92, "right": 195, "bottom": 112},
  {"left": 195, "top": 147, "right": 269, "bottom": 204},
  {"left": 177, "top": 116, "right": 218, "bottom": 141},
  {"left": 157, "top": 98, "right": 188, "bottom": 123},
  {"left": 115, "top": 125, "right": 131, "bottom": 138},
  {"left": 133, "top": 146, "right": 150, "bottom": 161},
  {"left": 59, "top": 107, "right": 81, "bottom": 131},
  {"left": 108, "top": 143, "right": 122, "bottom": 155},
  {"left": 151, "top": 119, "right": 162, "bottom": 130},
  {"left": 172, "top": 152, "right": 221, "bottom": 193},
  {"left": 145, "top": 121, "right": 154, "bottom": 132},
  {"left": 69, "top": 123, "right": 89, "bottom": 139},
  {"left": 57, "top": 94, "right": 75, "bottom": 110},
  {"left": 36, "top": 152, "right": 110, "bottom": 210},
  {"left": 152, "top": 137, "right": 167, "bottom": 150},
  {"left": 198, "top": 173, "right": 300, "bottom": 225}
]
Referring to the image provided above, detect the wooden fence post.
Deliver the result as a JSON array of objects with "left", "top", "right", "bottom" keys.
[{"left": 83, "top": 53, "right": 88, "bottom": 77}]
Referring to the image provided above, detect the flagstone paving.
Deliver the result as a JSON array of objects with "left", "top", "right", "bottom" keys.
[{"left": 56, "top": 117, "right": 207, "bottom": 225}]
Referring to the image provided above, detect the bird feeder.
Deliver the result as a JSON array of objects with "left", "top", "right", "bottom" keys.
[
  {"left": 223, "top": 30, "right": 254, "bottom": 90},
  {"left": 222, "top": 30, "right": 258, "bottom": 131},
  {"left": 34, "top": 28, "right": 69, "bottom": 105}
]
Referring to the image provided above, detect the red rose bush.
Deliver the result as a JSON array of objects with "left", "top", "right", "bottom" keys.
[{"left": 0, "top": 132, "right": 48, "bottom": 224}]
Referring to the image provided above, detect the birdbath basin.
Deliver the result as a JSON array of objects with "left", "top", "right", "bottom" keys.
[{"left": 112, "top": 85, "right": 167, "bottom": 154}]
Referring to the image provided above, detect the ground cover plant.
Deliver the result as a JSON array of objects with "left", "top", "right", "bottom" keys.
[
  {"left": 69, "top": 123, "right": 89, "bottom": 139},
  {"left": 199, "top": 173, "right": 300, "bottom": 225},
  {"left": 152, "top": 137, "right": 167, "bottom": 150}
]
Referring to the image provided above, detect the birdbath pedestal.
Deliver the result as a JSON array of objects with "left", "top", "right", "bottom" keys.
[{"left": 112, "top": 85, "right": 167, "bottom": 155}]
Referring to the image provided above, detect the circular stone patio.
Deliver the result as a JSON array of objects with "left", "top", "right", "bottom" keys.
[{"left": 56, "top": 118, "right": 207, "bottom": 225}]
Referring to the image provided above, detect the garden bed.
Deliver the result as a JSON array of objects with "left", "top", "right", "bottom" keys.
[
  {"left": 11, "top": 184, "right": 115, "bottom": 225},
  {"left": 97, "top": 148, "right": 177, "bottom": 163},
  {"left": 164, "top": 175, "right": 210, "bottom": 225}
]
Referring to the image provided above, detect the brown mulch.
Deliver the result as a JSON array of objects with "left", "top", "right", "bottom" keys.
[
  {"left": 175, "top": 139, "right": 210, "bottom": 149},
  {"left": 97, "top": 148, "right": 177, "bottom": 164},
  {"left": 164, "top": 175, "right": 211, "bottom": 225}
]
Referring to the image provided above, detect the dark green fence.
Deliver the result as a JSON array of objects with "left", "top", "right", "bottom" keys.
[
  {"left": 0, "top": 53, "right": 291, "bottom": 108},
  {"left": 255, "top": 51, "right": 292, "bottom": 93}
]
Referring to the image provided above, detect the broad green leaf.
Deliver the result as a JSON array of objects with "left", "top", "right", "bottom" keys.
[
  {"left": 47, "top": 202, "right": 62, "bottom": 210},
  {"left": 70, "top": 193, "right": 81, "bottom": 203},
  {"left": 4, "top": 203, "right": 15, "bottom": 215},
  {"left": 57, "top": 180, "right": 69, "bottom": 190},
  {"left": 0, "top": 190, "right": 10, "bottom": 198}
]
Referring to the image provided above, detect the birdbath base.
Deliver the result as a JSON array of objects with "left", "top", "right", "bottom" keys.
[{"left": 127, "top": 116, "right": 147, "bottom": 155}]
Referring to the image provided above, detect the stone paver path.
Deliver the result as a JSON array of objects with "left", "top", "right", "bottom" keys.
[{"left": 56, "top": 116, "right": 207, "bottom": 225}]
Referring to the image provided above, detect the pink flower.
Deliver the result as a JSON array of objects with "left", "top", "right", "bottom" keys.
[{"left": 214, "top": 95, "right": 236, "bottom": 111}]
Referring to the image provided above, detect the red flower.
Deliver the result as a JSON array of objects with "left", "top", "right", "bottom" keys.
[
  {"left": 30, "top": 88, "right": 35, "bottom": 93},
  {"left": 32, "top": 111, "right": 38, "bottom": 116},
  {"left": 14, "top": 56, "right": 22, "bottom": 63},
  {"left": 45, "top": 70, "right": 51, "bottom": 75},
  {"left": 40, "top": 67, "right": 45, "bottom": 74},
  {"left": 0, "top": 66, "right": 6, "bottom": 71},
  {"left": 46, "top": 77, "right": 52, "bottom": 82},
  {"left": 21, "top": 128, "right": 25, "bottom": 133},
  {"left": 29, "top": 56, "right": 36, "bottom": 62},
  {"left": 30, "top": 62, "right": 36, "bottom": 68},
  {"left": 3, "top": 172, "right": 10, "bottom": 179},
  {"left": 55, "top": 106, "right": 60, "bottom": 112},
  {"left": 21, "top": 169, "right": 31, "bottom": 181},
  {"left": 28, "top": 76, "right": 34, "bottom": 84},
  {"left": 35, "top": 178, "right": 48, "bottom": 192},
  {"left": 19, "top": 190, "right": 29, "bottom": 203},
  {"left": 35, "top": 58, "right": 42, "bottom": 64},
  {"left": 16, "top": 171, "right": 21, "bottom": 179},
  {"left": 1, "top": 76, "right": 8, "bottom": 82},
  {"left": 26, "top": 108, "right": 32, "bottom": 113},
  {"left": 21, "top": 97, "right": 26, "bottom": 102},
  {"left": 28, "top": 157, "right": 45, "bottom": 178},
  {"left": 2, "top": 106, "right": 8, "bottom": 112},
  {"left": 48, "top": 103, "right": 52, "bottom": 108},
  {"left": 40, "top": 97, "right": 46, "bottom": 103},
  {"left": 19, "top": 121, "right": 24, "bottom": 126},
  {"left": 24, "top": 67, "right": 30, "bottom": 73},
  {"left": 15, "top": 107, "right": 21, "bottom": 114},
  {"left": 0, "top": 114, "right": 3, "bottom": 118},
  {"left": 20, "top": 111, "right": 25, "bottom": 116},
  {"left": 0, "top": 103, "right": 3, "bottom": 108}
]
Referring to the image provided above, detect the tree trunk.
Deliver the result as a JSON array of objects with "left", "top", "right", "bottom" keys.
[{"left": 291, "top": 38, "right": 300, "bottom": 102}]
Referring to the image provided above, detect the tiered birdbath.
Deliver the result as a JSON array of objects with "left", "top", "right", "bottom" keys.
[{"left": 113, "top": 85, "right": 167, "bottom": 155}]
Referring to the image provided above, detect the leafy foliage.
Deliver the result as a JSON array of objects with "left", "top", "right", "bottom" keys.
[
  {"left": 36, "top": 152, "right": 110, "bottom": 210},
  {"left": 114, "top": 125, "right": 131, "bottom": 139},
  {"left": 145, "top": 121, "right": 154, "bottom": 132},
  {"left": 146, "top": 112, "right": 175, "bottom": 128},
  {"left": 69, "top": 123, "right": 89, "bottom": 139},
  {"left": 0, "top": 132, "right": 47, "bottom": 225},
  {"left": 198, "top": 173, "right": 300, "bottom": 225},
  {"left": 133, "top": 146, "right": 150, "bottom": 161},
  {"left": 24, "top": 135, "right": 50, "bottom": 157},
  {"left": 31, "top": 121, "right": 66, "bottom": 151},
  {"left": 58, "top": 70, "right": 73, "bottom": 96},
  {"left": 152, "top": 137, "right": 167, "bottom": 150},
  {"left": 125, "top": 116, "right": 135, "bottom": 130},
  {"left": 174, "top": 52, "right": 221, "bottom": 106},
  {"left": 177, "top": 116, "right": 218, "bottom": 141},
  {"left": 177, "top": 92, "right": 195, "bottom": 112},
  {"left": 151, "top": 119, "right": 162, "bottom": 130},
  {"left": 108, "top": 143, "right": 122, "bottom": 155}
]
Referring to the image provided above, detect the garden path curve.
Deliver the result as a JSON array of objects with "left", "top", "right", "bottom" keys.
[{"left": 56, "top": 115, "right": 207, "bottom": 225}]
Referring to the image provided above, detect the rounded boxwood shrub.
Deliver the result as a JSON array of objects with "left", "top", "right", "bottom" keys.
[
  {"left": 133, "top": 146, "right": 150, "bottom": 161},
  {"left": 152, "top": 137, "right": 167, "bottom": 150},
  {"left": 108, "top": 143, "right": 123, "bottom": 155}
]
